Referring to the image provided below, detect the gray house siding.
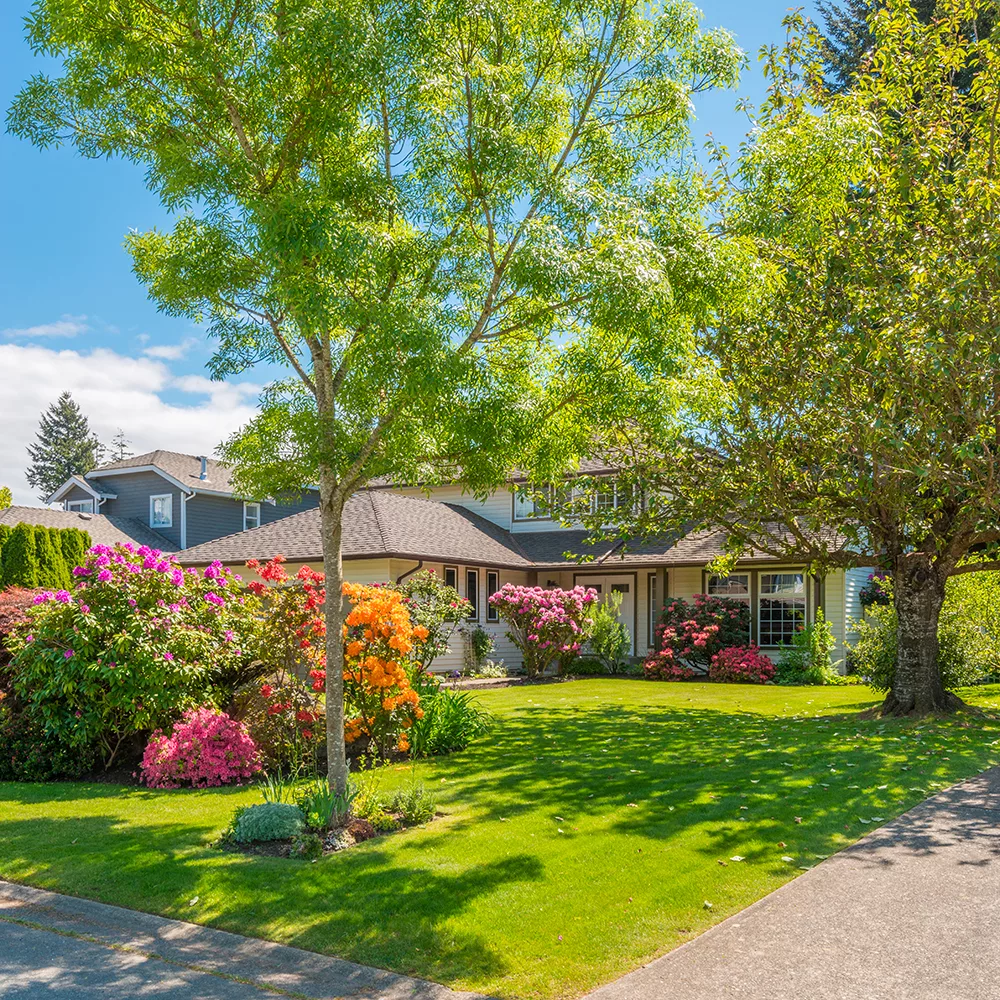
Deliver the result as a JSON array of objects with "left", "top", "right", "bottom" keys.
[
  {"left": 96, "top": 471, "right": 184, "bottom": 549},
  {"left": 62, "top": 485, "right": 97, "bottom": 506},
  {"left": 181, "top": 491, "right": 320, "bottom": 550}
]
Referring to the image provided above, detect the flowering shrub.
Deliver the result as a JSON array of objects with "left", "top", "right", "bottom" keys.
[
  {"left": 141, "top": 706, "right": 261, "bottom": 788},
  {"left": 648, "top": 594, "right": 751, "bottom": 674},
  {"left": 394, "top": 570, "right": 470, "bottom": 671},
  {"left": 858, "top": 571, "right": 892, "bottom": 608},
  {"left": 341, "top": 583, "right": 428, "bottom": 755},
  {"left": 488, "top": 584, "right": 598, "bottom": 677},
  {"left": 643, "top": 653, "right": 696, "bottom": 681},
  {"left": 708, "top": 646, "right": 775, "bottom": 684},
  {"left": 6, "top": 544, "right": 260, "bottom": 767}
]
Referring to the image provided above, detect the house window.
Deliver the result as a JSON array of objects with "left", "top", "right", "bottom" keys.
[
  {"left": 648, "top": 573, "right": 657, "bottom": 647},
  {"left": 487, "top": 571, "right": 500, "bottom": 622},
  {"left": 513, "top": 486, "right": 552, "bottom": 521},
  {"left": 66, "top": 499, "right": 94, "bottom": 514},
  {"left": 243, "top": 502, "right": 261, "bottom": 531},
  {"left": 708, "top": 573, "right": 751, "bottom": 640},
  {"left": 150, "top": 494, "right": 173, "bottom": 529},
  {"left": 758, "top": 572, "right": 806, "bottom": 646},
  {"left": 466, "top": 569, "right": 479, "bottom": 620},
  {"left": 444, "top": 566, "right": 458, "bottom": 591}
]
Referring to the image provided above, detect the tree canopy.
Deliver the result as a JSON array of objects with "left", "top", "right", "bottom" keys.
[
  {"left": 9, "top": 0, "right": 745, "bottom": 785},
  {"left": 579, "top": 0, "right": 1000, "bottom": 715}
]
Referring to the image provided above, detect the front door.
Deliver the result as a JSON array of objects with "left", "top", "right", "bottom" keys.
[{"left": 575, "top": 575, "right": 635, "bottom": 656}]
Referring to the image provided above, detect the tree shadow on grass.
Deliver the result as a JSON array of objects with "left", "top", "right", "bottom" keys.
[{"left": 0, "top": 809, "right": 539, "bottom": 986}]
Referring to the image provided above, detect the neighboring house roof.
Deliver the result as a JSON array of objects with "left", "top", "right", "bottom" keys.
[
  {"left": 0, "top": 506, "right": 178, "bottom": 552},
  {"left": 89, "top": 450, "right": 237, "bottom": 495},
  {"left": 178, "top": 491, "right": 536, "bottom": 568},
  {"left": 46, "top": 474, "right": 118, "bottom": 504}
]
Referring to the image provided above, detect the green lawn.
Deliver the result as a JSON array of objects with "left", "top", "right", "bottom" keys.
[{"left": 3, "top": 680, "right": 1000, "bottom": 999}]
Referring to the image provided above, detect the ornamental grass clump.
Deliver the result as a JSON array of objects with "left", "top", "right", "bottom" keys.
[
  {"left": 6, "top": 543, "right": 260, "bottom": 768},
  {"left": 488, "top": 584, "right": 598, "bottom": 677},
  {"left": 140, "top": 707, "right": 261, "bottom": 788}
]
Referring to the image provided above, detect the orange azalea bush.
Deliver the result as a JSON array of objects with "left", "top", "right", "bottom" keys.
[
  {"left": 341, "top": 583, "right": 429, "bottom": 756},
  {"left": 244, "top": 557, "right": 430, "bottom": 759}
]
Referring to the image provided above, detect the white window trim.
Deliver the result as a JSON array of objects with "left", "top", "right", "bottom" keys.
[
  {"left": 707, "top": 573, "right": 751, "bottom": 600},
  {"left": 243, "top": 501, "right": 261, "bottom": 531},
  {"left": 66, "top": 499, "right": 95, "bottom": 514},
  {"left": 512, "top": 486, "right": 554, "bottom": 522},
  {"left": 757, "top": 570, "right": 807, "bottom": 648},
  {"left": 150, "top": 493, "right": 173, "bottom": 529}
]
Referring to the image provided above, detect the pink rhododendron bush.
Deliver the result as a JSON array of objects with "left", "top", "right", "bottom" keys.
[
  {"left": 6, "top": 544, "right": 262, "bottom": 768},
  {"left": 141, "top": 706, "right": 261, "bottom": 788},
  {"left": 644, "top": 594, "right": 751, "bottom": 679},
  {"left": 708, "top": 646, "right": 775, "bottom": 684},
  {"left": 489, "top": 584, "right": 598, "bottom": 677}
]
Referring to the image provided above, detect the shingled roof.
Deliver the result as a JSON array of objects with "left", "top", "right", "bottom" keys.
[
  {"left": 177, "top": 491, "right": 537, "bottom": 568},
  {"left": 0, "top": 506, "right": 177, "bottom": 552},
  {"left": 90, "top": 450, "right": 236, "bottom": 494}
]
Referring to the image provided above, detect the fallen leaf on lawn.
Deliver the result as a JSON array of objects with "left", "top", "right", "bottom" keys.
[
  {"left": 555, "top": 816, "right": 566, "bottom": 822},
  {"left": 781, "top": 856, "right": 795, "bottom": 862},
  {"left": 499, "top": 817, "right": 509, "bottom": 822},
  {"left": 878, "top": 785, "right": 888, "bottom": 790},
  {"left": 848, "top": 784, "right": 860, "bottom": 789},
  {"left": 794, "top": 817, "right": 803, "bottom": 824},
  {"left": 188, "top": 896, "right": 199, "bottom": 906},
  {"left": 740, "top": 805, "right": 748, "bottom": 810},
  {"left": 703, "top": 901, "right": 713, "bottom": 909},
  {"left": 871, "top": 816, "right": 885, "bottom": 822},
  {"left": 750, "top": 779, "right": 759, "bottom": 784},
  {"left": 858, "top": 817, "right": 871, "bottom": 824},
  {"left": 730, "top": 855, "right": 745, "bottom": 862},
  {"left": 718, "top": 859, "right": 728, "bottom": 866},
  {"left": 627, "top": 803, "right": 638, "bottom": 808}
]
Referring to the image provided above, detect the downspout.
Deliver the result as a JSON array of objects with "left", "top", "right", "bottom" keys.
[
  {"left": 180, "top": 492, "right": 192, "bottom": 550},
  {"left": 395, "top": 559, "right": 424, "bottom": 584}
]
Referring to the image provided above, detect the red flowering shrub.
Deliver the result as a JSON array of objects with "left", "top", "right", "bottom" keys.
[
  {"left": 708, "top": 646, "right": 775, "bottom": 684},
  {"left": 141, "top": 706, "right": 261, "bottom": 788},
  {"left": 646, "top": 594, "right": 751, "bottom": 675},
  {"left": 0, "top": 588, "right": 37, "bottom": 667},
  {"left": 643, "top": 653, "right": 696, "bottom": 681}
]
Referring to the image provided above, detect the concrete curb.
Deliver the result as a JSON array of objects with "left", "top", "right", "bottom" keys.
[{"left": 0, "top": 880, "right": 487, "bottom": 1000}]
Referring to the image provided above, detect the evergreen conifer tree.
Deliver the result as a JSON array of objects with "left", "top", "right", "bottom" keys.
[
  {"left": 1, "top": 524, "right": 38, "bottom": 589},
  {"left": 59, "top": 528, "right": 90, "bottom": 576},
  {"left": 47, "top": 528, "right": 72, "bottom": 588},
  {"left": 108, "top": 429, "right": 132, "bottom": 462},
  {"left": 25, "top": 392, "right": 103, "bottom": 500}
]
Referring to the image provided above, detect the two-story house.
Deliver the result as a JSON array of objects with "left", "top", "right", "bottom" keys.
[{"left": 45, "top": 450, "right": 319, "bottom": 551}]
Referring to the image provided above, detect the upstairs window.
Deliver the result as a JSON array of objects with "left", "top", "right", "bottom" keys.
[
  {"left": 66, "top": 499, "right": 94, "bottom": 514},
  {"left": 150, "top": 494, "right": 172, "bottom": 529},
  {"left": 243, "top": 502, "right": 261, "bottom": 531},
  {"left": 513, "top": 486, "right": 553, "bottom": 521}
]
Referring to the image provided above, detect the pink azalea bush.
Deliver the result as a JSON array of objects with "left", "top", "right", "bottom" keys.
[
  {"left": 141, "top": 707, "right": 261, "bottom": 788},
  {"left": 645, "top": 594, "right": 751, "bottom": 678},
  {"left": 488, "top": 584, "right": 598, "bottom": 677},
  {"left": 708, "top": 646, "right": 775, "bottom": 684},
  {"left": 6, "top": 543, "right": 260, "bottom": 767}
]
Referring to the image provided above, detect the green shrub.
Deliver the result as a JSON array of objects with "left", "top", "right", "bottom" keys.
[
  {"left": 0, "top": 524, "right": 12, "bottom": 569},
  {"left": 390, "top": 781, "right": 437, "bottom": 825},
  {"left": 226, "top": 802, "right": 305, "bottom": 843},
  {"left": 0, "top": 706, "right": 97, "bottom": 781},
  {"left": 34, "top": 527, "right": 70, "bottom": 590},
  {"left": 775, "top": 610, "right": 840, "bottom": 685},
  {"left": 409, "top": 688, "right": 493, "bottom": 756},
  {"left": 1, "top": 524, "right": 38, "bottom": 589},
  {"left": 462, "top": 624, "right": 495, "bottom": 675},
  {"left": 290, "top": 831, "right": 324, "bottom": 859},
  {"left": 849, "top": 574, "right": 1000, "bottom": 692},
  {"left": 570, "top": 657, "right": 610, "bottom": 676},
  {"left": 59, "top": 528, "right": 91, "bottom": 573},
  {"left": 588, "top": 592, "right": 631, "bottom": 674}
]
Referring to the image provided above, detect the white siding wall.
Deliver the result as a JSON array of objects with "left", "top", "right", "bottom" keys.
[
  {"left": 823, "top": 570, "right": 847, "bottom": 673},
  {"left": 844, "top": 567, "right": 872, "bottom": 650}
]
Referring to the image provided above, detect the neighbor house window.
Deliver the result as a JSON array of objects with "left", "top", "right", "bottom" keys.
[
  {"left": 243, "top": 502, "right": 261, "bottom": 530},
  {"left": 466, "top": 569, "right": 479, "bottom": 620},
  {"left": 487, "top": 571, "right": 500, "bottom": 622},
  {"left": 758, "top": 572, "right": 806, "bottom": 646},
  {"left": 66, "top": 499, "right": 94, "bottom": 514},
  {"left": 150, "top": 494, "right": 173, "bottom": 529},
  {"left": 444, "top": 566, "right": 458, "bottom": 591}
]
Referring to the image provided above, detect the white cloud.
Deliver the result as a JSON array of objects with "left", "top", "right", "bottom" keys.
[
  {"left": 2, "top": 314, "right": 90, "bottom": 339},
  {"left": 143, "top": 337, "right": 200, "bottom": 361},
  {"left": 0, "top": 344, "right": 262, "bottom": 505}
]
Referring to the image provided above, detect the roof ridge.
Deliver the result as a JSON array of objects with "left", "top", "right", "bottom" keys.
[{"left": 366, "top": 490, "right": 393, "bottom": 553}]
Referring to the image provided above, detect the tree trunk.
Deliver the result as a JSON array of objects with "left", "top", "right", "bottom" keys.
[
  {"left": 318, "top": 476, "right": 349, "bottom": 795},
  {"left": 882, "top": 555, "right": 961, "bottom": 716}
]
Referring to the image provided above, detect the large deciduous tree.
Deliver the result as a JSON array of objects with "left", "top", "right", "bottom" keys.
[
  {"left": 24, "top": 392, "right": 103, "bottom": 500},
  {"left": 9, "top": 0, "right": 742, "bottom": 788},
  {"left": 585, "top": 1, "right": 1000, "bottom": 716}
]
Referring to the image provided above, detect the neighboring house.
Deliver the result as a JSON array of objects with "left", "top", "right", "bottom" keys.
[
  {"left": 0, "top": 505, "right": 178, "bottom": 552},
  {"left": 45, "top": 450, "right": 319, "bottom": 550},
  {"left": 177, "top": 481, "right": 872, "bottom": 674}
]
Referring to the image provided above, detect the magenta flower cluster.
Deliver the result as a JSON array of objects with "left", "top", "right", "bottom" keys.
[
  {"left": 140, "top": 706, "right": 261, "bottom": 788},
  {"left": 488, "top": 584, "right": 598, "bottom": 676},
  {"left": 708, "top": 646, "right": 775, "bottom": 684}
]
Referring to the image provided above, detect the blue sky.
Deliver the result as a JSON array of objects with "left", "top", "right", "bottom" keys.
[{"left": 0, "top": 0, "right": 817, "bottom": 504}]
